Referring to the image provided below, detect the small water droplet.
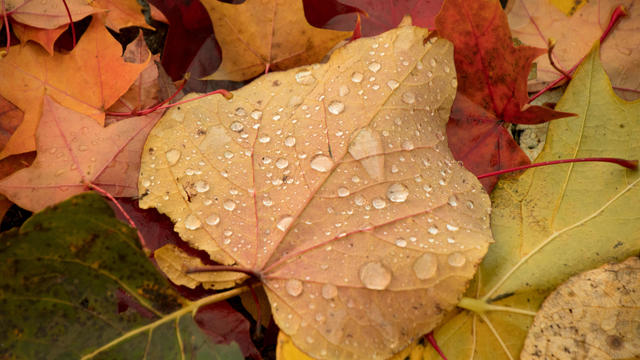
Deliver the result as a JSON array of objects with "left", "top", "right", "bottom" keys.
[
  {"left": 295, "top": 70, "right": 316, "bottom": 85},
  {"left": 321, "top": 284, "right": 338, "bottom": 299},
  {"left": 402, "top": 91, "right": 416, "bottom": 104},
  {"left": 395, "top": 238, "right": 407, "bottom": 247},
  {"left": 354, "top": 194, "right": 365, "bottom": 206},
  {"left": 451, "top": 78, "right": 458, "bottom": 88},
  {"left": 78, "top": 145, "right": 88, "bottom": 152},
  {"left": 250, "top": 110, "right": 263, "bottom": 120},
  {"left": 284, "top": 136, "right": 296, "bottom": 147},
  {"left": 286, "top": 279, "right": 303, "bottom": 296},
  {"left": 310, "top": 154, "right": 334, "bottom": 172},
  {"left": 141, "top": 179, "right": 151, "bottom": 188},
  {"left": 235, "top": 107, "right": 246, "bottom": 116},
  {"left": 386, "top": 183, "right": 409, "bottom": 203},
  {"left": 448, "top": 196, "right": 458, "bottom": 207},
  {"left": 359, "top": 262, "right": 392, "bottom": 290},
  {"left": 206, "top": 214, "right": 220, "bottom": 226},
  {"left": 448, "top": 252, "right": 466, "bottom": 267},
  {"left": 401, "top": 140, "right": 414, "bottom": 151},
  {"left": 184, "top": 214, "right": 201, "bottom": 230},
  {"left": 446, "top": 224, "right": 459, "bottom": 231},
  {"left": 315, "top": 313, "right": 326, "bottom": 322},
  {"left": 466, "top": 201, "right": 474, "bottom": 209},
  {"left": 277, "top": 216, "right": 294, "bottom": 231},
  {"left": 351, "top": 72, "right": 364, "bottom": 83},
  {"left": 262, "top": 197, "right": 273, "bottom": 206},
  {"left": 328, "top": 101, "right": 345, "bottom": 115},
  {"left": 372, "top": 197, "right": 387, "bottom": 209},
  {"left": 230, "top": 121, "right": 244, "bottom": 132},
  {"left": 258, "top": 135, "right": 271, "bottom": 143},
  {"left": 444, "top": 65, "right": 450, "bottom": 73},
  {"left": 195, "top": 181, "right": 210, "bottom": 193},
  {"left": 428, "top": 226, "right": 438, "bottom": 235},
  {"left": 273, "top": 158, "right": 288, "bottom": 169},
  {"left": 165, "top": 149, "right": 181, "bottom": 165},
  {"left": 368, "top": 62, "right": 381, "bottom": 73},
  {"left": 223, "top": 200, "right": 236, "bottom": 211},
  {"left": 413, "top": 253, "right": 438, "bottom": 279},
  {"left": 337, "top": 187, "right": 350, "bottom": 197},
  {"left": 386, "top": 79, "right": 399, "bottom": 90},
  {"left": 429, "top": 58, "right": 437, "bottom": 67}
]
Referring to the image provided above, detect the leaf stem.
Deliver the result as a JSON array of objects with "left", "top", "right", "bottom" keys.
[
  {"left": 186, "top": 264, "right": 260, "bottom": 279},
  {"left": 81, "top": 286, "right": 252, "bottom": 359},
  {"left": 457, "top": 297, "right": 537, "bottom": 316},
  {"left": 106, "top": 79, "right": 187, "bottom": 117},
  {"left": 89, "top": 184, "right": 147, "bottom": 249},
  {"left": 425, "top": 332, "right": 448, "bottom": 360},
  {"left": 1, "top": 0, "right": 9, "bottom": 56},
  {"left": 476, "top": 157, "right": 638, "bottom": 179},
  {"left": 61, "top": 0, "right": 76, "bottom": 48}
]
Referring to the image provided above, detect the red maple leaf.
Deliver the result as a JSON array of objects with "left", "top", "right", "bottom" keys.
[{"left": 435, "top": 0, "right": 574, "bottom": 191}]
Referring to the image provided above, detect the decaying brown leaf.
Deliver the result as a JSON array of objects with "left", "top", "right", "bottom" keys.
[
  {"left": 522, "top": 256, "right": 640, "bottom": 359},
  {"left": 139, "top": 20, "right": 493, "bottom": 359}
]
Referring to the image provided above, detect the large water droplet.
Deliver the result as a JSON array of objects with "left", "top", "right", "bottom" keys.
[
  {"left": 275, "top": 158, "right": 289, "bottom": 169},
  {"left": 165, "top": 149, "right": 181, "bottom": 166},
  {"left": 195, "top": 181, "right": 210, "bottom": 193},
  {"left": 286, "top": 279, "right": 303, "bottom": 296},
  {"left": 351, "top": 72, "right": 364, "bottom": 83},
  {"left": 206, "top": 214, "right": 220, "bottom": 226},
  {"left": 230, "top": 121, "right": 244, "bottom": 132},
  {"left": 359, "top": 262, "right": 392, "bottom": 290},
  {"left": 284, "top": 136, "right": 296, "bottom": 147},
  {"left": 402, "top": 91, "right": 416, "bottom": 104},
  {"left": 321, "top": 284, "right": 338, "bottom": 299},
  {"left": 277, "top": 216, "right": 294, "bottom": 231},
  {"left": 413, "top": 253, "right": 438, "bottom": 279},
  {"left": 386, "top": 183, "right": 409, "bottom": 203},
  {"left": 372, "top": 197, "right": 387, "bottom": 209},
  {"left": 223, "top": 200, "right": 236, "bottom": 211},
  {"left": 328, "top": 101, "right": 345, "bottom": 115},
  {"left": 310, "top": 154, "right": 334, "bottom": 172},
  {"left": 448, "top": 252, "right": 466, "bottom": 267},
  {"left": 337, "top": 187, "right": 350, "bottom": 197},
  {"left": 295, "top": 70, "right": 316, "bottom": 85},
  {"left": 184, "top": 214, "right": 201, "bottom": 230},
  {"left": 368, "top": 62, "right": 381, "bottom": 73}
]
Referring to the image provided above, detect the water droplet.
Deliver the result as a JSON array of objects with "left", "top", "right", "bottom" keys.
[
  {"left": 315, "top": 313, "right": 326, "bottom": 323},
  {"left": 321, "top": 284, "right": 338, "bottom": 299},
  {"left": 328, "top": 101, "right": 345, "bottom": 115},
  {"left": 262, "top": 197, "right": 273, "bottom": 206},
  {"left": 368, "top": 62, "right": 381, "bottom": 73},
  {"left": 451, "top": 78, "right": 458, "bottom": 88},
  {"left": 349, "top": 128, "right": 384, "bottom": 181},
  {"left": 258, "top": 135, "right": 271, "bottom": 143},
  {"left": 395, "top": 238, "right": 407, "bottom": 247},
  {"left": 443, "top": 65, "right": 450, "bottom": 73},
  {"left": 402, "top": 91, "right": 416, "bottom": 104},
  {"left": 165, "top": 149, "right": 181, "bottom": 165},
  {"left": 141, "top": 179, "right": 151, "bottom": 188},
  {"left": 446, "top": 224, "right": 459, "bottom": 231},
  {"left": 386, "top": 80, "right": 399, "bottom": 90},
  {"left": 295, "top": 70, "right": 316, "bottom": 85},
  {"left": 359, "top": 262, "right": 392, "bottom": 290},
  {"left": 386, "top": 183, "right": 409, "bottom": 203},
  {"left": 429, "top": 58, "right": 437, "bottom": 67},
  {"left": 428, "top": 226, "right": 438, "bottom": 235},
  {"left": 223, "top": 200, "right": 236, "bottom": 211},
  {"left": 351, "top": 72, "right": 364, "bottom": 83},
  {"left": 250, "top": 110, "right": 263, "bottom": 120},
  {"left": 230, "top": 121, "right": 244, "bottom": 132},
  {"left": 206, "top": 214, "right": 220, "bottom": 226},
  {"left": 336, "top": 187, "right": 350, "bottom": 197},
  {"left": 274, "top": 158, "right": 289, "bottom": 169},
  {"left": 78, "top": 145, "right": 88, "bottom": 152},
  {"left": 372, "top": 197, "right": 387, "bottom": 209},
  {"left": 413, "top": 253, "right": 438, "bottom": 279},
  {"left": 284, "top": 136, "right": 296, "bottom": 147},
  {"left": 466, "top": 201, "right": 474, "bottom": 209},
  {"left": 339, "top": 85, "right": 349, "bottom": 96},
  {"left": 235, "top": 107, "right": 246, "bottom": 116},
  {"left": 448, "top": 196, "right": 458, "bottom": 207},
  {"left": 277, "top": 216, "right": 294, "bottom": 231},
  {"left": 448, "top": 252, "right": 466, "bottom": 267},
  {"left": 354, "top": 194, "right": 365, "bottom": 206},
  {"left": 310, "top": 154, "right": 334, "bottom": 172},
  {"left": 195, "top": 181, "right": 210, "bottom": 193},
  {"left": 184, "top": 214, "right": 201, "bottom": 230},
  {"left": 286, "top": 279, "right": 303, "bottom": 296}
]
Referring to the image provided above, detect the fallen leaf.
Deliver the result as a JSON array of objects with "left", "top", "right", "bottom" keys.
[
  {"left": 0, "top": 96, "right": 160, "bottom": 212},
  {"left": 0, "top": 15, "right": 146, "bottom": 159},
  {"left": 0, "top": 192, "right": 244, "bottom": 359},
  {"left": 11, "top": 22, "right": 68, "bottom": 55},
  {"left": 507, "top": 0, "right": 640, "bottom": 100},
  {"left": 90, "top": 0, "right": 154, "bottom": 31},
  {"left": 423, "top": 43, "right": 640, "bottom": 360},
  {"left": 522, "top": 256, "right": 640, "bottom": 360},
  {"left": 435, "top": 0, "right": 573, "bottom": 191},
  {"left": 139, "top": 21, "right": 493, "bottom": 359},
  {"left": 5, "top": 0, "right": 97, "bottom": 29},
  {"left": 200, "top": 0, "right": 351, "bottom": 81},
  {"left": 302, "top": 0, "right": 359, "bottom": 31},
  {"left": 339, "top": 0, "right": 444, "bottom": 36}
]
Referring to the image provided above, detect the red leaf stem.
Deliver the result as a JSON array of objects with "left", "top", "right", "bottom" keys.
[
  {"left": 90, "top": 183, "right": 147, "bottom": 248},
  {"left": 61, "top": 0, "right": 76, "bottom": 48},
  {"left": 1, "top": 0, "right": 9, "bottom": 54},
  {"left": 476, "top": 157, "right": 638, "bottom": 179},
  {"left": 425, "top": 331, "right": 448, "bottom": 360}
]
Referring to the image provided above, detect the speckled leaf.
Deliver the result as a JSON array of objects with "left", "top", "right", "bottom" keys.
[
  {"left": 0, "top": 193, "right": 243, "bottom": 359},
  {"left": 423, "top": 43, "right": 640, "bottom": 360},
  {"left": 139, "top": 22, "right": 493, "bottom": 359},
  {"left": 522, "top": 256, "right": 640, "bottom": 359}
]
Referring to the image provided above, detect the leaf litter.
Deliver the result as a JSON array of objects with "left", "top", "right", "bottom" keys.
[{"left": 139, "top": 19, "right": 493, "bottom": 359}]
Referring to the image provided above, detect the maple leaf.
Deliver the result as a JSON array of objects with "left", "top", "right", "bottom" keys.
[
  {"left": 522, "top": 256, "right": 640, "bottom": 359},
  {"left": 507, "top": 0, "right": 640, "bottom": 100},
  {"left": 435, "top": 0, "right": 573, "bottom": 191},
  {"left": 138, "top": 21, "right": 493, "bottom": 359},
  {"left": 422, "top": 43, "right": 640, "bottom": 360},
  {"left": 90, "top": 0, "right": 154, "bottom": 31},
  {"left": 4, "top": 0, "right": 96, "bottom": 30},
  {"left": 339, "top": 0, "right": 444, "bottom": 36},
  {"left": 199, "top": 0, "right": 351, "bottom": 81},
  {"left": 10, "top": 22, "right": 67, "bottom": 55},
  {"left": 0, "top": 96, "right": 160, "bottom": 212},
  {"left": 0, "top": 15, "right": 146, "bottom": 159}
]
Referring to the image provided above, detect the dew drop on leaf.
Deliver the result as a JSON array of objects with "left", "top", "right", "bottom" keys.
[
  {"left": 402, "top": 91, "right": 416, "bottom": 104},
  {"left": 386, "top": 183, "right": 409, "bottom": 203},
  {"left": 359, "top": 262, "right": 392, "bottom": 290},
  {"left": 184, "top": 214, "right": 201, "bottom": 230},
  {"left": 387, "top": 80, "right": 399, "bottom": 90},
  {"left": 223, "top": 200, "right": 236, "bottom": 211},
  {"left": 368, "top": 62, "right": 381, "bottom": 73},
  {"left": 401, "top": 140, "right": 414, "bottom": 151},
  {"left": 284, "top": 136, "right": 296, "bottom": 147},
  {"left": 250, "top": 110, "right": 263, "bottom": 120},
  {"left": 428, "top": 226, "right": 439, "bottom": 235},
  {"left": 277, "top": 216, "right": 294, "bottom": 231},
  {"left": 447, "top": 252, "right": 466, "bottom": 267},
  {"left": 230, "top": 121, "right": 244, "bottom": 132},
  {"left": 448, "top": 195, "right": 458, "bottom": 207},
  {"left": 372, "top": 197, "right": 387, "bottom": 209},
  {"left": 165, "top": 149, "right": 181, "bottom": 165},
  {"left": 395, "top": 238, "right": 407, "bottom": 247},
  {"left": 327, "top": 101, "right": 345, "bottom": 115},
  {"left": 205, "top": 214, "right": 220, "bottom": 226},
  {"left": 295, "top": 70, "right": 316, "bottom": 85},
  {"left": 351, "top": 72, "right": 364, "bottom": 83},
  {"left": 446, "top": 224, "right": 459, "bottom": 231},
  {"left": 195, "top": 181, "right": 210, "bottom": 193},
  {"left": 337, "top": 187, "right": 350, "bottom": 197},
  {"left": 310, "top": 154, "right": 334, "bottom": 172},
  {"left": 339, "top": 85, "right": 349, "bottom": 96},
  {"left": 275, "top": 158, "right": 289, "bottom": 169},
  {"left": 286, "top": 279, "right": 303, "bottom": 296},
  {"left": 321, "top": 283, "right": 338, "bottom": 299},
  {"left": 413, "top": 253, "right": 438, "bottom": 280}
]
